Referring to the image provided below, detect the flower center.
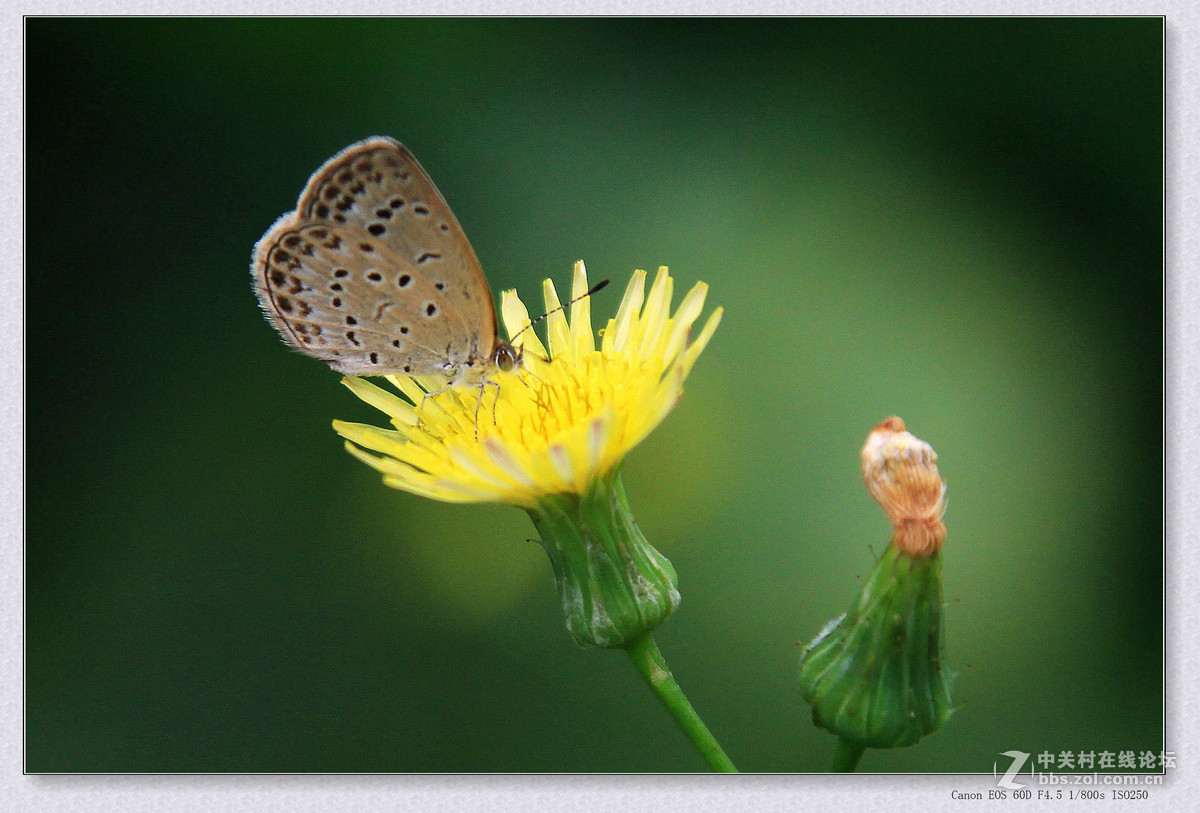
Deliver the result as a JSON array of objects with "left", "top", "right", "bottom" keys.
[{"left": 420, "top": 351, "right": 653, "bottom": 452}]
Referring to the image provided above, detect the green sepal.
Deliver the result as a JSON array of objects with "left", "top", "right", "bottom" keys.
[
  {"left": 527, "top": 465, "right": 680, "bottom": 649},
  {"left": 799, "top": 543, "right": 955, "bottom": 749}
]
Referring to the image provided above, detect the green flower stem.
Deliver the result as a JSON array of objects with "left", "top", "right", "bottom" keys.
[
  {"left": 624, "top": 633, "right": 738, "bottom": 773},
  {"left": 829, "top": 736, "right": 866, "bottom": 772}
]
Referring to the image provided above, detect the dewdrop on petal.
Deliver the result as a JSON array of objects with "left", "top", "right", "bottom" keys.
[{"left": 799, "top": 416, "right": 955, "bottom": 753}]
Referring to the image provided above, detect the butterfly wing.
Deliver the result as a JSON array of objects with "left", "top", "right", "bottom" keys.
[{"left": 252, "top": 137, "right": 499, "bottom": 376}]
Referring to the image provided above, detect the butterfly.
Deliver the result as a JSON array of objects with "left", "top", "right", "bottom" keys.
[{"left": 251, "top": 136, "right": 521, "bottom": 383}]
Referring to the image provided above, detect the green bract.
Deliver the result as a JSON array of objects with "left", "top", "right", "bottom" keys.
[
  {"left": 799, "top": 543, "right": 955, "bottom": 749},
  {"left": 527, "top": 466, "right": 680, "bottom": 649}
]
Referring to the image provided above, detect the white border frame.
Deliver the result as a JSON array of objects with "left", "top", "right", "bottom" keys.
[{"left": 8, "top": 5, "right": 1193, "bottom": 811}]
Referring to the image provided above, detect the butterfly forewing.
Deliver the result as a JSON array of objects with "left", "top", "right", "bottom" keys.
[{"left": 253, "top": 137, "right": 499, "bottom": 377}]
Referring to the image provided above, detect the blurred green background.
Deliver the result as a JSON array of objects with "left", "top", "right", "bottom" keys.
[{"left": 26, "top": 18, "right": 1162, "bottom": 772}]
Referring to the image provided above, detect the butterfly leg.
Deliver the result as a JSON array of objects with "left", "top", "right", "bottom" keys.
[
  {"left": 417, "top": 382, "right": 456, "bottom": 432},
  {"left": 472, "top": 382, "right": 485, "bottom": 441},
  {"left": 460, "top": 378, "right": 505, "bottom": 441},
  {"left": 486, "top": 378, "right": 502, "bottom": 427}
]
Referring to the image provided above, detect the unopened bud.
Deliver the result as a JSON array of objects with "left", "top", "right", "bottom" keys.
[
  {"left": 798, "top": 416, "right": 955, "bottom": 753},
  {"left": 861, "top": 416, "right": 946, "bottom": 556}
]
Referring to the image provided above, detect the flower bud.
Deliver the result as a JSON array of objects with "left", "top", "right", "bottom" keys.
[
  {"left": 799, "top": 417, "right": 955, "bottom": 750},
  {"left": 861, "top": 416, "right": 947, "bottom": 556}
]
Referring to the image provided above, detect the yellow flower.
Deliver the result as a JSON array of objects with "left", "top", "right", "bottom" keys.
[{"left": 332, "top": 261, "right": 722, "bottom": 508}]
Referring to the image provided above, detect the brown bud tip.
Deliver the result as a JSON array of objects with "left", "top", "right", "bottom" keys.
[{"left": 861, "top": 416, "right": 947, "bottom": 555}]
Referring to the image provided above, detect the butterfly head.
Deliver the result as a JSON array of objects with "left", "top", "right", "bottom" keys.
[{"left": 491, "top": 341, "right": 522, "bottom": 373}]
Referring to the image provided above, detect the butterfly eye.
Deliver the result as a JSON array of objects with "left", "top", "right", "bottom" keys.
[{"left": 493, "top": 343, "right": 520, "bottom": 372}]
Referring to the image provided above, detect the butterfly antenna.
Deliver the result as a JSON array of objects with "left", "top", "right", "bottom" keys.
[{"left": 510, "top": 279, "right": 610, "bottom": 345}]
